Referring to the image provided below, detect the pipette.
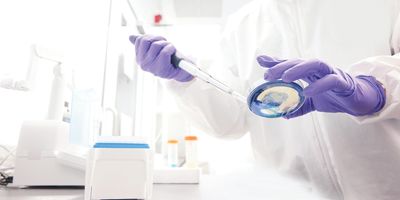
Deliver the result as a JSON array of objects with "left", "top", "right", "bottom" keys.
[
  {"left": 170, "top": 53, "right": 247, "bottom": 103},
  {"left": 126, "top": 0, "right": 305, "bottom": 118},
  {"left": 125, "top": 0, "right": 247, "bottom": 104}
]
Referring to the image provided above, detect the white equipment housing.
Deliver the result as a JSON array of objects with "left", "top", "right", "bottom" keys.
[
  {"left": 84, "top": 137, "right": 153, "bottom": 200},
  {"left": 12, "top": 120, "right": 85, "bottom": 186}
]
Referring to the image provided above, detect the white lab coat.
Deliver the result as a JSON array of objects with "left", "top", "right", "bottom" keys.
[{"left": 166, "top": 0, "right": 400, "bottom": 199}]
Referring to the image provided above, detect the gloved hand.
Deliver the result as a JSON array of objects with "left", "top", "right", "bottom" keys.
[
  {"left": 129, "top": 35, "right": 194, "bottom": 82},
  {"left": 257, "top": 55, "right": 386, "bottom": 119}
]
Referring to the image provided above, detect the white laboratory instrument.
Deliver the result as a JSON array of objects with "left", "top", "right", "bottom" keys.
[
  {"left": 84, "top": 137, "right": 153, "bottom": 200},
  {"left": 0, "top": 44, "right": 70, "bottom": 121},
  {"left": 12, "top": 120, "right": 85, "bottom": 186},
  {"left": 153, "top": 167, "right": 200, "bottom": 184},
  {"left": 7, "top": 44, "right": 84, "bottom": 187}
]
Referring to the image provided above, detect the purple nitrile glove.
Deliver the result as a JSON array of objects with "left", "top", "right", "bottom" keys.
[
  {"left": 129, "top": 35, "right": 194, "bottom": 82},
  {"left": 257, "top": 55, "right": 386, "bottom": 119}
]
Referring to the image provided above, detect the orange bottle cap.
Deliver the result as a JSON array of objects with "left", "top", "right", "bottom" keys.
[
  {"left": 167, "top": 139, "right": 179, "bottom": 144},
  {"left": 184, "top": 136, "right": 198, "bottom": 141}
]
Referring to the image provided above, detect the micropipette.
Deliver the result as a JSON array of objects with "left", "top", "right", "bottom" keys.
[
  {"left": 126, "top": 0, "right": 305, "bottom": 118},
  {"left": 126, "top": 0, "right": 247, "bottom": 104},
  {"left": 170, "top": 53, "right": 247, "bottom": 103}
]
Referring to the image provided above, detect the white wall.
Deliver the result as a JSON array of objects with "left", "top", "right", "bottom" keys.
[{"left": 131, "top": 0, "right": 162, "bottom": 25}]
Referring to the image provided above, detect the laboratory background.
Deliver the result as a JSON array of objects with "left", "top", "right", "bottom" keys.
[
  {"left": 1, "top": 0, "right": 400, "bottom": 199},
  {"left": 0, "top": 0, "right": 253, "bottom": 164},
  {"left": 0, "top": 0, "right": 268, "bottom": 199}
]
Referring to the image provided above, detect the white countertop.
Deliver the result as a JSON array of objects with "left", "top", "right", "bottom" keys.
[{"left": 0, "top": 166, "right": 323, "bottom": 200}]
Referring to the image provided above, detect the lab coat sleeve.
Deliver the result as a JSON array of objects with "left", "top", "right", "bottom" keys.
[
  {"left": 164, "top": 79, "right": 248, "bottom": 139},
  {"left": 347, "top": 54, "right": 400, "bottom": 123},
  {"left": 347, "top": 11, "right": 400, "bottom": 123},
  {"left": 162, "top": 23, "right": 249, "bottom": 139}
]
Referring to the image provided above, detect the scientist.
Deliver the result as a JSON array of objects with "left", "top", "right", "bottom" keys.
[{"left": 129, "top": 0, "right": 400, "bottom": 199}]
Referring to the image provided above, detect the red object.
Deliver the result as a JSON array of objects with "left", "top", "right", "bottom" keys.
[{"left": 154, "top": 14, "right": 162, "bottom": 24}]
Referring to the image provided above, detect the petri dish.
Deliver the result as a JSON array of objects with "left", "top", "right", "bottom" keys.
[{"left": 247, "top": 80, "right": 305, "bottom": 118}]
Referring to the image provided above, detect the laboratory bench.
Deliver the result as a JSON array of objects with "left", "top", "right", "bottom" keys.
[{"left": 0, "top": 167, "right": 322, "bottom": 200}]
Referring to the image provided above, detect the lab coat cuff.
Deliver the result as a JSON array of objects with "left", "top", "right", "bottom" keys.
[{"left": 347, "top": 56, "right": 400, "bottom": 123}]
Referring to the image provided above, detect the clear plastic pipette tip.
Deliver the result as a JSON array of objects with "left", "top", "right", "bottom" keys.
[
  {"left": 178, "top": 60, "right": 247, "bottom": 104},
  {"left": 231, "top": 91, "right": 247, "bottom": 104}
]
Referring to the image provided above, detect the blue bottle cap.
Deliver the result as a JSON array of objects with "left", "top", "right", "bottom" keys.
[{"left": 247, "top": 80, "right": 305, "bottom": 118}]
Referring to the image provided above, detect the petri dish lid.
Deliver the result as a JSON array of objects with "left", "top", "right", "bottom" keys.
[{"left": 247, "top": 80, "right": 305, "bottom": 118}]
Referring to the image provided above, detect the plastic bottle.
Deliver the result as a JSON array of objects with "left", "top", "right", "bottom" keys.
[
  {"left": 167, "top": 139, "right": 179, "bottom": 167},
  {"left": 184, "top": 136, "right": 198, "bottom": 168}
]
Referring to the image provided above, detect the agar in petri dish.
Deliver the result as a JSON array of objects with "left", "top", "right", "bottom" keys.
[{"left": 247, "top": 80, "right": 305, "bottom": 118}]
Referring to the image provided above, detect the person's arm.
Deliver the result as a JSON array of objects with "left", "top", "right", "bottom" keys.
[
  {"left": 257, "top": 56, "right": 386, "bottom": 119},
  {"left": 346, "top": 54, "right": 400, "bottom": 123},
  {"left": 164, "top": 78, "right": 248, "bottom": 139},
  {"left": 343, "top": 11, "right": 400, "bottom": 123},
  {"left": 129, "top": 29, "right": 249, "bottom": 139},
  {"left": 164, "top": 18, "right": 253, "bottom": 138},
  {"left": 129, "top": 0, "right": 277, "bottom": 138}
]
